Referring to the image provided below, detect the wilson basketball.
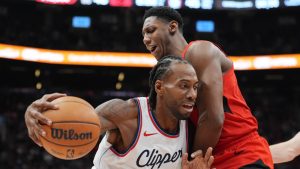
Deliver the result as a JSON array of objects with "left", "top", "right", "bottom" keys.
[{"left": 40, "top": 96, "right": 101, "bottom": 160}]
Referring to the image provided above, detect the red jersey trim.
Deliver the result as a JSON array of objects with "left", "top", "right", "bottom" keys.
[
  {"left": 223, "top": 64, "right": 234, "bottom": 77},
  {"left": 146, "top": 97, "right": 180, "bottom": 138},
  {"left": 182, "top": 41, "right": 194, "bottom": 59},
  {"left": 110, "top": 98, "right": 143, "bottom": 157}
]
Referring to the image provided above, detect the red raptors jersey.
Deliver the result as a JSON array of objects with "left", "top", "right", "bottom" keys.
[{"left": 182, "top": 41, "right": 273, "bottom": 169}]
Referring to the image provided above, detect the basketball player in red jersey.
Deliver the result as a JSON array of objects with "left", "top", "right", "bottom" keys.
[{"left": 142, "top": 7, "right": 273, "bottom": 169}]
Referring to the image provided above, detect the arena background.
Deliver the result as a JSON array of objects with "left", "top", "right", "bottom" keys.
[{"left": 0, "top": 0, "right": 299, "bottom": 168}]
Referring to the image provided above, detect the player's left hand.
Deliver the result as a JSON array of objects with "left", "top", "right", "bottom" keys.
[{"left": 182, "top": 147, "right": 214, "bottom": 169}]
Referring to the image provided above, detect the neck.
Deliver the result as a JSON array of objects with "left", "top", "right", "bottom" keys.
[
  {"left": 154, "top": 103, "right": 179, "bottom": 133},
  {"left": 167, "top": 34, "right": 188, "bottom": 57}
]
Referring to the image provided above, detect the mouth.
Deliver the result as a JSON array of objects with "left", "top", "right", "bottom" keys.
[
  {"left": 182, "top": 103, "right": 194, "bottom": 112},
  {"left": 148, "top": 45, "right": 157, "bottom": 54}
]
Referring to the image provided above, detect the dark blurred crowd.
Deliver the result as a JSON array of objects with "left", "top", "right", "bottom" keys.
[{"left": 0, "top": 1, "right": 299, "bottom": 55}]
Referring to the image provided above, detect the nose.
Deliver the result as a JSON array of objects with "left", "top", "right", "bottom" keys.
[
  {"left": 187, "top": 88, "right": 197, "bottom": 101},
  {"left": 143, "top": 34, "right": 151, "bottom": 46}
]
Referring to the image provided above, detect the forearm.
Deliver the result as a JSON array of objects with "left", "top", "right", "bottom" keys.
[
  {"left": 270, "top": 132, "right": 300, "bottom": 163},
  {"left": 270, "top": 141, "right": 296, "bottom": 163},
  {"left": 192, "top": 93, "right": 224, "bottom": 152},
  {"left": 192, "top": 117, "right": 223, "bottom": 153}
]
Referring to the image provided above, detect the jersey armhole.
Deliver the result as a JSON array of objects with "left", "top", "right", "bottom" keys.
[{"left": 109, "top": 98, "right": 143, "bottom": 157}]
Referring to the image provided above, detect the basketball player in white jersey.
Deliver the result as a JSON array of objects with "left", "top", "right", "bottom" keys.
[{"left": 25, "top": 55, "right": 214, "bottom": 169}]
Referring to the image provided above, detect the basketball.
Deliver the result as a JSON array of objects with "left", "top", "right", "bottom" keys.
[{"left": 40, "top": 96, "right": 101, "bottom": 160}]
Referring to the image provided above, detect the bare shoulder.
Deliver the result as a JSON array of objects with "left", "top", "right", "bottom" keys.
[
  {"left": 95, "top": 98, "right": 138, "bottom": 124},
  {"left": 191, "top": 40, "right": 216, "bottom": 50},
  {"left": 186, "top": 40, "right": 232, "bottom": 72},
  {"left": 187, "top": 40, "right": 225, "bottom": 60}
]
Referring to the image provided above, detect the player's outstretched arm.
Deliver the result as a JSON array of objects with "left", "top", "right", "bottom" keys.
[
  {"left": 270, "top": 132, "right": 300, "bottom": 163},
  {"left": 25, "top": 93, "right": 67, "bottom": 147},
  {"left": 182, "top": 147, "right": 214, "bottom": 169}
]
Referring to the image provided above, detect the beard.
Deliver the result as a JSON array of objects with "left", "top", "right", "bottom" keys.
[
  {"left": 173, "top": 111, "right": 190, "bottom": 120},
  {"left": 163, "top": 98, "right": 192, "bottom": 120}
]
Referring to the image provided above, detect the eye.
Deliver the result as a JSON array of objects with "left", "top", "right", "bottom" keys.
[
  {"left": 142, "top": 28, "right": 152, "bottom": 37},
  {"left": 148, "top": 28, "right": 155, "bottom": 33},
  {"left": 193, "top": 86, "right": 198, "bottom": 90},
  {"left": 145, "top": 27, "right": 155, "bottom": 35},
  {"left": 180, "top": 83, "right": 188, "bottom": 89},
  {"left": 193, "top": 84, "right": 199, "bottom": 90}
]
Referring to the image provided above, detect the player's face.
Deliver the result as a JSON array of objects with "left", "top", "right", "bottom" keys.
[
  {"left": 142, "top": 16, "right": 171, "bottom": 60},
  {"left": 161, "top": 63, "right": 198, "bottom": 120}
]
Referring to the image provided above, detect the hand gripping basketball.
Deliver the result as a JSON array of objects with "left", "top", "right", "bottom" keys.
[{"left": 40, "top": 96, "right": 101, "bottom": 160}]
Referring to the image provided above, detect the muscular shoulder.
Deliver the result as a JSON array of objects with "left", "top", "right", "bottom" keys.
[
  {"left": 95, "top": 98, "right": 138, "bottom": 124},
  {"left": 186, "top": 40, "right": 225, "bottom": 61},
  {"left": 185, "top": 40, "right": 231, "bottom": 72}
]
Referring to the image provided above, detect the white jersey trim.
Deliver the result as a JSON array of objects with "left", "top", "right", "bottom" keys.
[{"left": 146, "top": 97, "right": 181, "bottom": 138}]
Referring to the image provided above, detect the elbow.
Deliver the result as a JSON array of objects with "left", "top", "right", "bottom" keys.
[
  {"left": 217, "top": 112, "right": 225, "bottom": 126},
  {"left": 198, "top": 110, "right": 224, "bottom": 132},
  {"left": 211, "top": 112, "right": 224, "bottom": 133}
]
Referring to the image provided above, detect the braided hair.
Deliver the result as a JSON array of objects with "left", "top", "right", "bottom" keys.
[{"left": 148, "top": 55, "right": 189, "bottom": 111}]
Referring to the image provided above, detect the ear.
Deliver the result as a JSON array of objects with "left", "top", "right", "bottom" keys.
[
  {"left": 155, "top": 80, "right": 164, "bottom": 96},
  {"left": 169, "top": 21, "right": 178, "bottom": 34}
]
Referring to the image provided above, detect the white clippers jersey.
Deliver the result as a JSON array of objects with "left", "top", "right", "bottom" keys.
[{"left": 92, "top": 97, "right": 188, "bottom": 169}]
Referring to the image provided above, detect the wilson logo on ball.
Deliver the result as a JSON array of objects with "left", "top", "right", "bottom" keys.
[
  {"left": 51, "top": 128, "right": 93, "bottom": 140},
  {"left": 40, "top": 96, "right": 101, "bottom": 160}
]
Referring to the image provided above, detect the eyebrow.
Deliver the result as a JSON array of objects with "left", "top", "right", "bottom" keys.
[
  {"left": 177, "top": 79, "right": 199, "bottom": 84},
  {"left": 177, "top": 79, "right": 192, "bottom": 83}
]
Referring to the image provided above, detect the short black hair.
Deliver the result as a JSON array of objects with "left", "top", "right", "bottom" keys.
[
  {"left": 148, "top": 55, "right": 189, "bottom": 111},
  {"left": 143, "top": 6, "right": 184, "bottom": 33}
]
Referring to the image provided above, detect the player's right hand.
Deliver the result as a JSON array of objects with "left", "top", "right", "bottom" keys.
[
  {"left": 24, "top": 93, "right": 66, "bottom": 147},
  {"left": 182, "top": 147, "right": 214, "bottom": 169}
]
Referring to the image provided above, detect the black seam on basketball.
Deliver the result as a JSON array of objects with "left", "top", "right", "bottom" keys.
[
  {"left": 51, "top": 121, "right": 100, "bottom": 127},
  {"left": 54, "top": 100, "right": 94, "bottom": 110},
  {"left": 41, "top": 136, "right": 99, "bottom": 147}
]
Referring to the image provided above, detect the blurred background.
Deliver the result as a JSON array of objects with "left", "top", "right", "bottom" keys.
[{"left": 0, "top": 0, "right": 299, "bottom": 168}]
